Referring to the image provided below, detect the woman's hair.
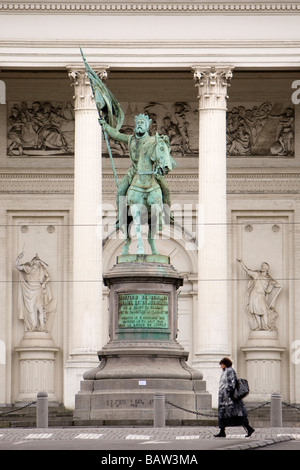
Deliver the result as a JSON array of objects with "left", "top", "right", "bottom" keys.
[{"left": 219, "top": 357, "right": 232, "bottom": 368}]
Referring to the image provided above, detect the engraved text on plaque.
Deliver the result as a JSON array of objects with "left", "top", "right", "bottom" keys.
[{"left": 118, "top": 293, "right": 169, "bottom": 329}]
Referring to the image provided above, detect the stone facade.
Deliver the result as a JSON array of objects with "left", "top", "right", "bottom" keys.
[{"left": 0, "top": 1, "right": 300, "bottom": 410}]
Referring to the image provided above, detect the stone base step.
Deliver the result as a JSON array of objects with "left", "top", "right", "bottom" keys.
[{"left": 0, "top": 402, "right": 299, "bottom": 428}]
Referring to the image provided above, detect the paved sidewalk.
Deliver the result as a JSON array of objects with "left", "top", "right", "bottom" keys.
[{"left": 0, "top": 426, "right": 299, "bottom": 450}]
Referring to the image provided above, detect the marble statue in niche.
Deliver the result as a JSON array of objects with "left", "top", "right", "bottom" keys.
[
  {"left": 7, "top": 101, "right": 74, "bottom": 156},
  {"left": 15, "top": 251, "right": 56, "bottom": 333},
  {"left": 227, "top": 102, "right": 294, "bottom": 157},
  {"left": 237, "top": 259, "right": 282, "bottom": 332}
]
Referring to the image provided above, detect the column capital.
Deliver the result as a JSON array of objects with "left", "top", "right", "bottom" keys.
[
  {"left": 192, "top": 65, "right": 234, "bottom": 110},
  {"left": 67, "top": 65, "right": 109, "bottom": 109}
]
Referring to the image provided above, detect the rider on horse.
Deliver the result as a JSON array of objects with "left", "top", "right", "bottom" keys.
[{"left": 100, "top": 113, "right": 176, "bottom": 232}]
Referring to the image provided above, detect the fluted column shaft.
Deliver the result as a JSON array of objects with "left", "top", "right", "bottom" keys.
[
  {"left": 65, "top": 66, "right": 106, "bottom": 408},
  {"left": 192, "top": 66, "right": 233, "bottom": 405}
]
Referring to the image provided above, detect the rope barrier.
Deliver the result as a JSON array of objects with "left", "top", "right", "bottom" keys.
[
  {"left": 165, "top": 398, "right": 300, "bottom": 418},
  {"left": 165, "top": 400, "right": 218, "bottom": 417},
  {"left": 282, "top": 402, "right": 300, "bottom": 412},
  {"left": 0, "top": 401, "right": 36, "bottom": 417},
  {"left": 164, "top": 400, "right": 299, "bottom": 417},
  {"left": 0, "top": 398, "right": 299, "bottom": 421}
]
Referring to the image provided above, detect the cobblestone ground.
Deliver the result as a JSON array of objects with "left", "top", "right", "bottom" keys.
[{"left": 0, "top": 426, "right": 299, "bottom": 450}]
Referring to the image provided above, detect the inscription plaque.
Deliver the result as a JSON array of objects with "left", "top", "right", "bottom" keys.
[{"left": 118, "top": 293, "right": 169, "bottom": 329}]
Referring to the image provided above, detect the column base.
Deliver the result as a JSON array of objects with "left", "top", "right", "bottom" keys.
[
  {"left": 193, "top": 352, "right": 231, "bottom": 408},
  {"left": 242, "top": 331, "right": 285, "bottom": 402},
  {"left": 64, "top": 352, "right": 100, "bottom": 409},
  {"left": 16, "top": 332, "right": 59, "bottom": 404}
]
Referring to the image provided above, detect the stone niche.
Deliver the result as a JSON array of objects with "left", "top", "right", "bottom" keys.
[
  {"left": 74, "top": 255, "right": 211, "bottom": 425},
  {"left": 233, "top": 210, "right": 291, "bottom": 402}
]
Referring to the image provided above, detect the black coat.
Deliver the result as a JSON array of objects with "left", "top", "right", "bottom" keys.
[{"left": 218, "top": 366, "right": 248, "bottom": 427}]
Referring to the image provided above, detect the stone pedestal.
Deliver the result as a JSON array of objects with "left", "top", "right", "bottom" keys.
[
  {"left": 16, "top": 332, "right": 59, "bottom": 403},
  {"left": 242, "top": 331, "right": 285, "bottom": 401},
  {"left": 74, "top": 256, "right": 212, "bottom": 424}
]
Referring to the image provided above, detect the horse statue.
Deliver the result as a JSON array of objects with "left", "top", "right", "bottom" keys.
[
  {"left": 122, "top": 133, "right": 174, "bottom": 255},
  {"left": 80, "top": 53, "right": 177, "bottom": 256}
]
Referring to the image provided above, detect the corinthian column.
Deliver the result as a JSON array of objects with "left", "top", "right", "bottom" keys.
[
  {"left": 192, "top": 66, "right": 233, "bottom": 406},
  {"left": 64, "top": 66, "right": 107, "bottom": 408}
]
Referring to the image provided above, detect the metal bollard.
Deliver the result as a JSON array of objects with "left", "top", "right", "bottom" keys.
[
  {"left": 153, "top": 392, "right": 165, "bottom": 427},
  {"left": 270, "top": 392, "right": 282, "bottom": 427},
  {"left": 37, "top": 391, "right": 48, "bottom": 428}
]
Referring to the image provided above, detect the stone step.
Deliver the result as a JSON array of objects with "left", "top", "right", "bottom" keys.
[
  {"left": 247, "top": 403, "right": 300, "bottom": 427},
  {"left": 0, "top": 405, "right": 74, "bottom": 428},
  {"left": 0, "top": 403, "right": 299, "bottom": 428}
]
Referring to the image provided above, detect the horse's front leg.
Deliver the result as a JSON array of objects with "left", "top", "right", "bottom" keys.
[
  {"left": 147, "top": 230, "right": 158, "bottom": 255},
  {"left": 148, "top": 202, "right": 161, "bottom": 255},
  {"left": 130, "top": 203, "right": 145, "bottom": 254},
  {"left": 121, "top": 232, "right": 131, "bottom": 255}
]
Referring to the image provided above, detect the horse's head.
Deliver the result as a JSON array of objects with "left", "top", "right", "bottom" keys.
[{"left": 153, "top": 133, "right": 176, "bottom": 175}]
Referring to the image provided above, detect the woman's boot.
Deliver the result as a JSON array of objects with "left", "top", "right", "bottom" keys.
[
  {"left": 245, "top": 425, "right": 255, "bottom": 437},
  {"left": 214, "top": 428, "right": 226, "bottom": 437}
]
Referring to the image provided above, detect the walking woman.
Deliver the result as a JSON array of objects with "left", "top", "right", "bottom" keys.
[{"left": 214, "top": 357, "right": 255, "bottom": 438}]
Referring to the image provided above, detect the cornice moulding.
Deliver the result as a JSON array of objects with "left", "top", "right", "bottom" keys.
[
  {"left": 1, "top": 39, "right": 300, "bottom": 49},
  {"left": 1, "top": 171, "right": 300, "bottom": 194},
  {"left": 0, "top": 2, "right": 300, "bottom": 15},
  {"left": 2, "top": 170, "right": 300, "bottom": 179},
  {"left": 1, "top": 39, "right": 300, "bottom": 70}
]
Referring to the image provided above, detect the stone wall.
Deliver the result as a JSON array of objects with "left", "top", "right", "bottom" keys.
[{"left": 0, "top": 69, "right": 299, "bottom": 406}]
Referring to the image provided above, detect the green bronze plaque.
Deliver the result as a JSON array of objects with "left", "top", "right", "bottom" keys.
[{"left": 118, "top": 293, "right": 169, "bottom": 329}]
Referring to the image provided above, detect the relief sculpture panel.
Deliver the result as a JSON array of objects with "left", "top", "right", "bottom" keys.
[
  {"left": 104, "top": 100, "right": 295, "bottom": 159},
  {"left": 6, "top": 99, "right": 294, "bottom": 158},
  {"left": 227, "top": 102, "right": 294, "bottom": 157},
  {"left": 7, "top": 101, "right": 75, "bottom": 156},
  {"left": 102, "top": 101, "right": 199, "bottom": 158}
]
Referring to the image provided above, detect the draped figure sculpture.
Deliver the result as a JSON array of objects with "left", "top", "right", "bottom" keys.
[
  {"left": 237, "top": 259, "right": 281, "bottom": 332},
  {"left": 15, "top": 251, "right": 56, "bottom": 333}
]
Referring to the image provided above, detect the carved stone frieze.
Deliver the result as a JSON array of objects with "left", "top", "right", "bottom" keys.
[
  {"left": 0, "top": 2, "right": 299, "bottom": 14},
  {"left": 6, "top": 96, "right": 295, "bottom": 159},
  {"left": 7, "top": 100, "right": 75, "bottom": 156},
  {"left": 102, "top": 171, "right": 300, "bottom": 195},
  {"left": 1, "top": 171, "right": 300, "bottom": 194},
  {"left": 102, "top": 100, "right": 199, "bottom": 157},
  {"left": 227, "top": 172, "right": 300, "bottom": 193},
  {"left": 0, "top": 173, "right": 73, "bottom": 193},
  {"left": 227, "top": 102, "right": 294, "bottom": 157}
]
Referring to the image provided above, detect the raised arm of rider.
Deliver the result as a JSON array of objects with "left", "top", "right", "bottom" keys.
[{"left": 99, "top": 120, "right": 129, "bottom": 143}]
